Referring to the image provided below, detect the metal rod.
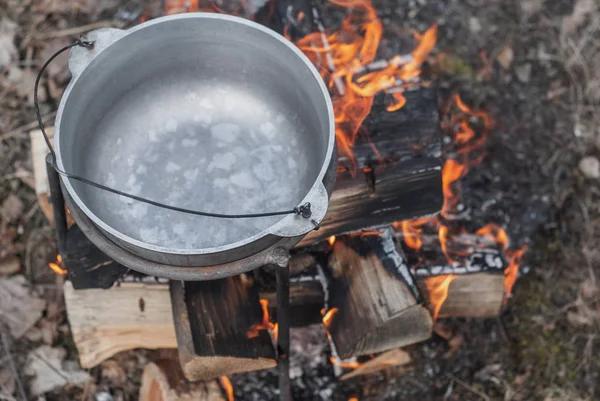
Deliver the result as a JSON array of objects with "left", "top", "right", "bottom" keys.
[
  {"left": 46, "top": 154, "right": 68, "bottom": 253},
  {"left": 276, "top": 261, "right": 291, "bottom": 401}
]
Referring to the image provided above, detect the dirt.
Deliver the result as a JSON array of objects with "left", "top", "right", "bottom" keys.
[{"left": 1, "top": 0, "right": 599, "bottom": 400}]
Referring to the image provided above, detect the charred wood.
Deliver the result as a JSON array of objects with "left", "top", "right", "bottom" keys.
[
  {"left": 397, "top": 233, "right": 506, "bottom": 318},
  {"left": 325, "top": 230, "right": 432, "bottom": 359},
  {"left": 169, "top": 277, "right": 276, "bottom": 381}
]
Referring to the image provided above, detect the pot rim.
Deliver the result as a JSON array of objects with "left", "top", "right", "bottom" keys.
[{"left": 54, "top": 13, "right": 336, "bottom": 257}]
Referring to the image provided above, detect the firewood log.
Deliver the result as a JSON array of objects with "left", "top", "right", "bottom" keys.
[{"left": 325, "top": 230, "right": 433, "bottom": 359}]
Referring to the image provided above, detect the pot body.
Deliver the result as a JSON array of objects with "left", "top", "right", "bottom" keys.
[{"left": 54, "top": 14, "right": 336, "bottom": 268}]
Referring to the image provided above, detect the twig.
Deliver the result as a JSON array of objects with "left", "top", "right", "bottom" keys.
[
  {"left": 0, "top": 111, "right": 57, "bottom": 142},
  {"left": 0, "top": 329, "right": 28, "bottom": 401},
  {"left": 34, "top": 20, "right": 118, "bottom": 40},
  {"left": 446, "top": 373, "right": 490, "bottom": 401}
]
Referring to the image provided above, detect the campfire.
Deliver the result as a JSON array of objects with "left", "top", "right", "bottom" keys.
[{"left": 30, "top": 0, "right": 531, "bottom": 400}]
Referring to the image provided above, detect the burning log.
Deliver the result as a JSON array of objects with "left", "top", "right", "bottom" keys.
[
  {"left": 300, "top": 88, "right": 443, "bottom": 246},
  {"left": 169, "top": 277, "right": 277, "bottom": 381},
  {"left": 416, "top": 273, "right": 504, "bottom": 319},
  {"left": 398, "top": 233, "right": 507, "bottom": 319},
  {"left": 325, "top": 230, "right": 432, "bottom": 359},
  {"left": 139, "top": 359, "right": 227, "bottom": 401},
  {"left": 62, "top": 225, "right": 127, "bottom": 289}
]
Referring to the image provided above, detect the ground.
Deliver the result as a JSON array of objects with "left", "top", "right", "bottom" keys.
[{"left": 1, "top": 0, "right": 599, "bottom": 400}]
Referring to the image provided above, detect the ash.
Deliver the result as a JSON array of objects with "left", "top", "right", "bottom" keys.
[{"left": 230, "top": 325, "right": 350, "bottom": 401}]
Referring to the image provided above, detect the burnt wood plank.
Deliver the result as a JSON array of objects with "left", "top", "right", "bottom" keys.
[{"left": 169, "top": 277, "right": 276, "bottom": 381}]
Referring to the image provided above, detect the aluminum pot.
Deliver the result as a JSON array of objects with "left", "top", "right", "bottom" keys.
[{"left": 54, "top": 13, "right": 336, "bottom": 272}]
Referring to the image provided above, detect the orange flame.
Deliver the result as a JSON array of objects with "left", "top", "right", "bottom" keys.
[
  {"left": 219, "top": 376, "right": 234, "bottom": 401},
  {"left": 322, "top": 308, "right": 339, "bottom": 328},
  {"left": 504, "top": 245, "right": 527, "bottom": 302},
  {"left": 396, "top": 95, "right": 525, "bottom": 310},
  {"left": 328, "top": 236, "right": 337, "bottom": 246},
  {"left": 247, "top": 299, "right": 275, "bottom": 338},
  {"left": 296, "top": 2, "right": 437, "bottom": 173},
  {"left": 349, "top": 398, "right": 359, "bottom": 401},
  {"left": 476, "top": 224, "right": 509, "bottom": 251},
  {"left": 329, "top": 356, "right": 361, "bottom": 369},
  {"left": 441, "top": 159, "right": 468, "bottom": 217},
  {"left": 48, "top": 254, "right": 67, "bottom": 275},
  {"left": 425, "top": 274, "right": 456, "bottom": 320},
  {"left": 164, "top": 0, "right": 199, "bottom": 14}
]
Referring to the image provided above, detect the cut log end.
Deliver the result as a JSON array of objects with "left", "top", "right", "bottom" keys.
[
  {"left": 139, "top": 360, "right": 226, "bottom": 401},
  {"left": 417, "top": 273, "right": 504, "bottom": 318},
  {"left": 182, "top": 356, "right": 276, "bottom": 382}
]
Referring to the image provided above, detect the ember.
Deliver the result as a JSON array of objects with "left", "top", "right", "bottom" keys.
[
  {"left": 322, "top": 307, "right": 338, "bottom": 328},
  {"left": 328, "top": 235, "right": 336, "bottom": 246},
  {"left": 329, "top": 356, "right": 361, "bottom": 369},
  {"left": 247, "top": 299, "right": 276, "bottom": 339},
  {"left": 48, "top": 254, "right": 67, "bottom": 275}
]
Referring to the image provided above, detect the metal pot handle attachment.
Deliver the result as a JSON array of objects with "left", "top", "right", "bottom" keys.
[{"left": 68, "top": 28, "right": 126, "bottom": 78}]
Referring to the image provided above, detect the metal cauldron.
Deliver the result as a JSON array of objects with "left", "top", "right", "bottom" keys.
[{"left": 54, "top": 13, "right": 336, "bottom": 276}]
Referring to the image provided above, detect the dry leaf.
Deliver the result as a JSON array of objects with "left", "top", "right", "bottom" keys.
[
  {"left": 561, "top": 0, "right": 597, "bottom": 35},
  {"left": 0, "top": 275, "right": 46, "bottom": 338},
  {"left": 520, "top": 0, "right": 543, "bottom": 18},
  {"left": 101, "top": 360, "right": 126, "bottom": 386},
  {"left": 1, "top": 194, "right": 23, "bottom": 222},
  {"left": 0, "top": 18, "right": 17, "bottom": 71},
  {"left": 0, "top": 255, "right": 19, "bottom": 275},
  {"left": 579, "top": 156, "right": 600, "bottom": 179},
  {"left": 496, "top": 45, "right": 514, "bottom": 70},
  {"left": 581, "top": 280, "right": 598, "bottom": 299},
  {"left": 515, "top": 63, "right": 532, "bottom": 83},
  {"left": 24, "top": 326, "right": 43, "bottom": 342},
  {"left": 0, "top": 367, "right": 16, "bottom": 397},
  {"left": 567, "top": 310, "right": 593, "bottom": 326},
  {"left": 24, "top": 345, "right": 89, "bottom": 396}
]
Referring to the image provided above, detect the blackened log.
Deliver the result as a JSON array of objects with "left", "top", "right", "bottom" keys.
[
  {"left": 169, "top": 278, "right": 276, "bottom": 381},
  {"left": 299, "top": 157, "right": 442, "bottom": 246},
  {"left": 63, "top": 225, "right": 128, "bottom": 289},
  {"left": 398, "top": 233, "right": 506, "bottom": 318},
  {"left": 261, "top": 278, "right": 325, "bottom": 327},
  {"left": 325, "top": 230, "right": 432, "bottom": 359},
  {"left": 299, "top": 87, "right": 443, "bottom": 247},
  {"left": 355, "top": 88, "right": 442, "bottom": 166}
]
